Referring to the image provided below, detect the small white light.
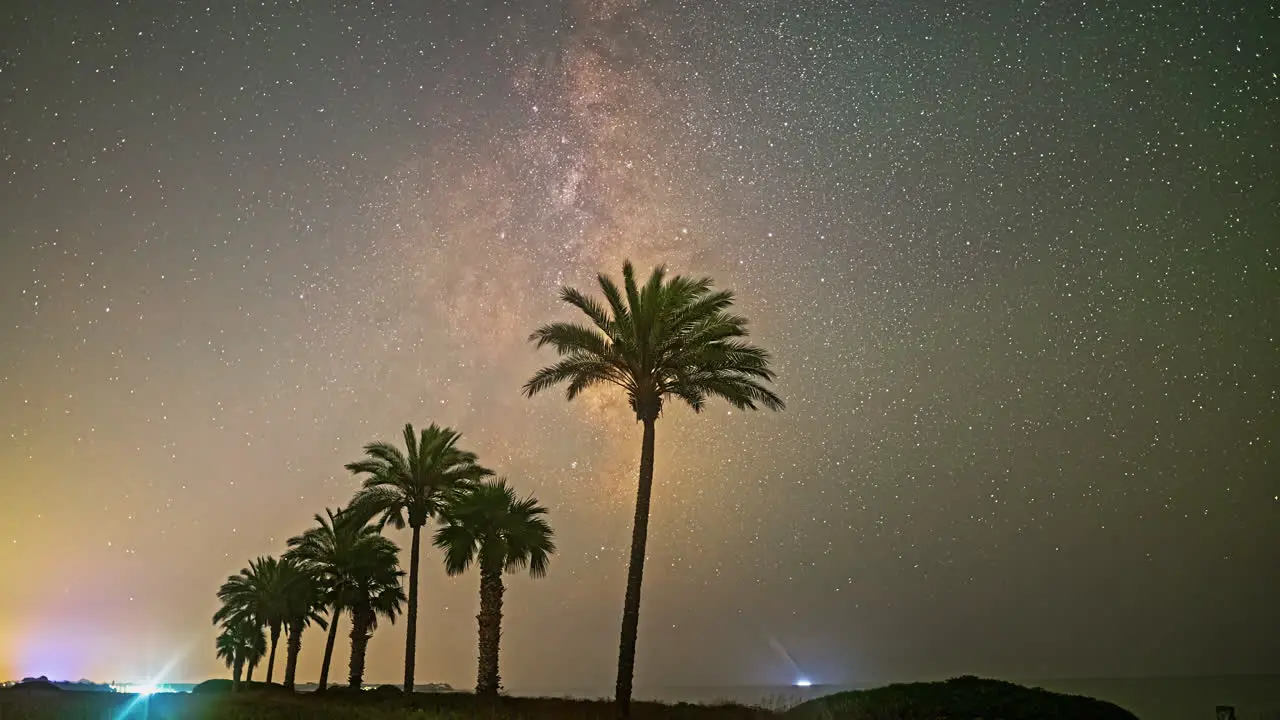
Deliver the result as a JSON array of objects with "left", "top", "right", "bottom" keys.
[{"left": 794, "top": 678, "right": 812, "bottom": 687}]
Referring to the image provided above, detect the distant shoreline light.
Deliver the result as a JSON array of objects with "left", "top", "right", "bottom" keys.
[
  {"left": 794, "top": 677, "right": 813, "bottom": 687},
  {"left": 115, "top": 682, "right": 175, "bottom": 695}
]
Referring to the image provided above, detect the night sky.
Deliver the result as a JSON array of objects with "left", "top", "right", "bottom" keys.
[{"left": 1, "top": 0, "right": 1277, "bottom": 692}]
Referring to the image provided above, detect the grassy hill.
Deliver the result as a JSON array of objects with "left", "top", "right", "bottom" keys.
[{"left": 784, "top": 675, "right": 1138, "bottom": 720}]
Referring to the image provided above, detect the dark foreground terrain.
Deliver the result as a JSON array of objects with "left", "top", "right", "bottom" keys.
[
  {"left": 0, "top": 676, "right": 1140, "bottom": 719},
  {"left": 0, "top": 687, "right": 763, "bottom": 720}
]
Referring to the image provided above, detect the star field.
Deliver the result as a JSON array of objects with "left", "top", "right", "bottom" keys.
[{"left": 1, "top": 0, "right": 1277, "bottom": 691}]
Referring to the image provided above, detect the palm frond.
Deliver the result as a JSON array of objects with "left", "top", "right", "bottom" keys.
[
  {"left": 346, "top": 423, "right": 489, "bottom": 530},
  {"left": 432, "top": 524, "right": 477, "bottom": 576},
  {"left": 523, "top": 354, "right": 626, "bottom": 399},
  {"left": 597, "top": 272, "right": 631, "bottom": 329},
  {"left": 622, "top": 261, "right": 645, "bottom": 318},
  {"left": 343, "top": 458, "right": 387, "bottom": 477},
  {"left": 403, "top": 423, "right": 421, "bottom": 467},
  {"left": 529, "top": 321, "right": 613, "bottom": 357},
  {"left": 559, "top": 287, "right": 613, "bottom": 333},
  {"left": 524, "top": 545, "right": 553, "bottom": 579},
  {"left": 686, "top": 374, "right": 785, "bottom": 412}
]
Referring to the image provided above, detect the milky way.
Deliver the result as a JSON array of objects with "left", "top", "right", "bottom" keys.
[{"left": 1, "top": 0, "right": 1276, "bottom": 691}]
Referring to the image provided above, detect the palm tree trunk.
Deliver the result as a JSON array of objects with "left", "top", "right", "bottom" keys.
[
  {"left": 403, "top": 523, "right": 422, "bottom": 694},
  {"left": 266, "top": 624, "right": 281, "bottom": 684},
  {"left": 283, "top": 622, "right": 302, "bottom": 690},
  {"left": 246, "top": 661, "right": 256, "bottom": 684},
  {"left": 475, "top": 557, "right": 505, "bottom": 697},
  {"left": 615, "top": 417, "right": 657, "bottom": 718},
  {"left": 232, "top": 658, "right": 244, "bottom": 692},
  {"left": 317, "top": 605, "right": 342, "bottom": 691},
  {"left": 349, "top": 609, "right": 372, "bottom": 690}
]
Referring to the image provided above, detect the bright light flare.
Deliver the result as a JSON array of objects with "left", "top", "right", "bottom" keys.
[
  {"left": 794, "top": 677, "right": 813, "bottom": 687},
  {"left": 117, "top": 650, "right": 186, "bottom": 697}
]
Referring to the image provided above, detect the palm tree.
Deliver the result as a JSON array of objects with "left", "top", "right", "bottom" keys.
[
  {"left": 240, "top": 620, "right": 267, "bottom": 685},
  {"left": 245, "top": 643, "right": 263, "bottom": 683},
  {"left": 213, "top": 556, "right": 292, "bottom": 684},
  {"left": 279, "top": 560, "right": 328, "bottom": 691},
  {"left": 214, "top": 617, "right": 265, "bottom": 692},
  {"left": 285, "top": 505, "right": 393, "bottom": 691},
  {"left": 434, "top": 479, "right": 555, "bottom": 697},
  {"left": 345, "top": 539, "right": 406, "bottom": 690},
  {"left": 523, "top": 261, "right": 783, "bottom": 716},
  {"left": 346, "top": 423, "right": 493, "bottom": 693}
]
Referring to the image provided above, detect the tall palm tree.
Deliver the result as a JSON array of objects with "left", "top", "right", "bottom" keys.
[
  {"left": 214, "top": 617, "right": 265, "bottom": 692},
  {"left": 346, "top": 423, "right": 493, "bottom": 693},
  {"left": 285, "top": 505, "right": 393, "bottom": 691},
  {"left": 213, "top": 556, "right": 292, "bottom": 684},
  {"left": 434, "top": 479, "right": 555, "bottom": 697},
  {"left": 345, "top": 541, "right": 406, "bottom": 690},
  {"left": 280, "top": 560, "right": 328, "bottom": 691},
  {"left": 524, "top": 262, "right": 783, "bottom": 716}
]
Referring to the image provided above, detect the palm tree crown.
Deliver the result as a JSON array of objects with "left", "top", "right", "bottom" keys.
[
  {"left": 435, "top": 478, "right": 555, "bottom": 579},
  {"left": 347, "top": 423, "right": 494, "bottom": 529},
  {"left": 212, "top": 556, "right": 277, "bottom": 628},
  {"left": 523, "top": 261, "right": 784, "bottom": 421},
  {"left": 344, "top": 551, "right": 405, "bottom": 628}
]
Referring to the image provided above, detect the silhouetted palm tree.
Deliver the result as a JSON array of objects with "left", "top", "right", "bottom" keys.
[
  {"left": 245, "top": 644, "right": 263, "bottom": 683},
  {"left": 346, "top": 423, "right": 492, "bottom": 693},
  {"left": 345, "top": 539, "right": 406, "bottom": 690},
  {"left": 214, "top": 617, "right": 265, "bottom": 692},
  {"left": 434, "top": 478, "right": 555, "bottom": 697},
  {"left": 214, "top": 556, "right": 293, "bottom": 684},
  {"left": 524, "top": 261, "right": 783, "bottom": 717},
  {"left": 285, "top": 505, "right": 394, "bottom": 691},
  {"left": 279, "top": 559, "right": 327, "bottom": 691}
]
